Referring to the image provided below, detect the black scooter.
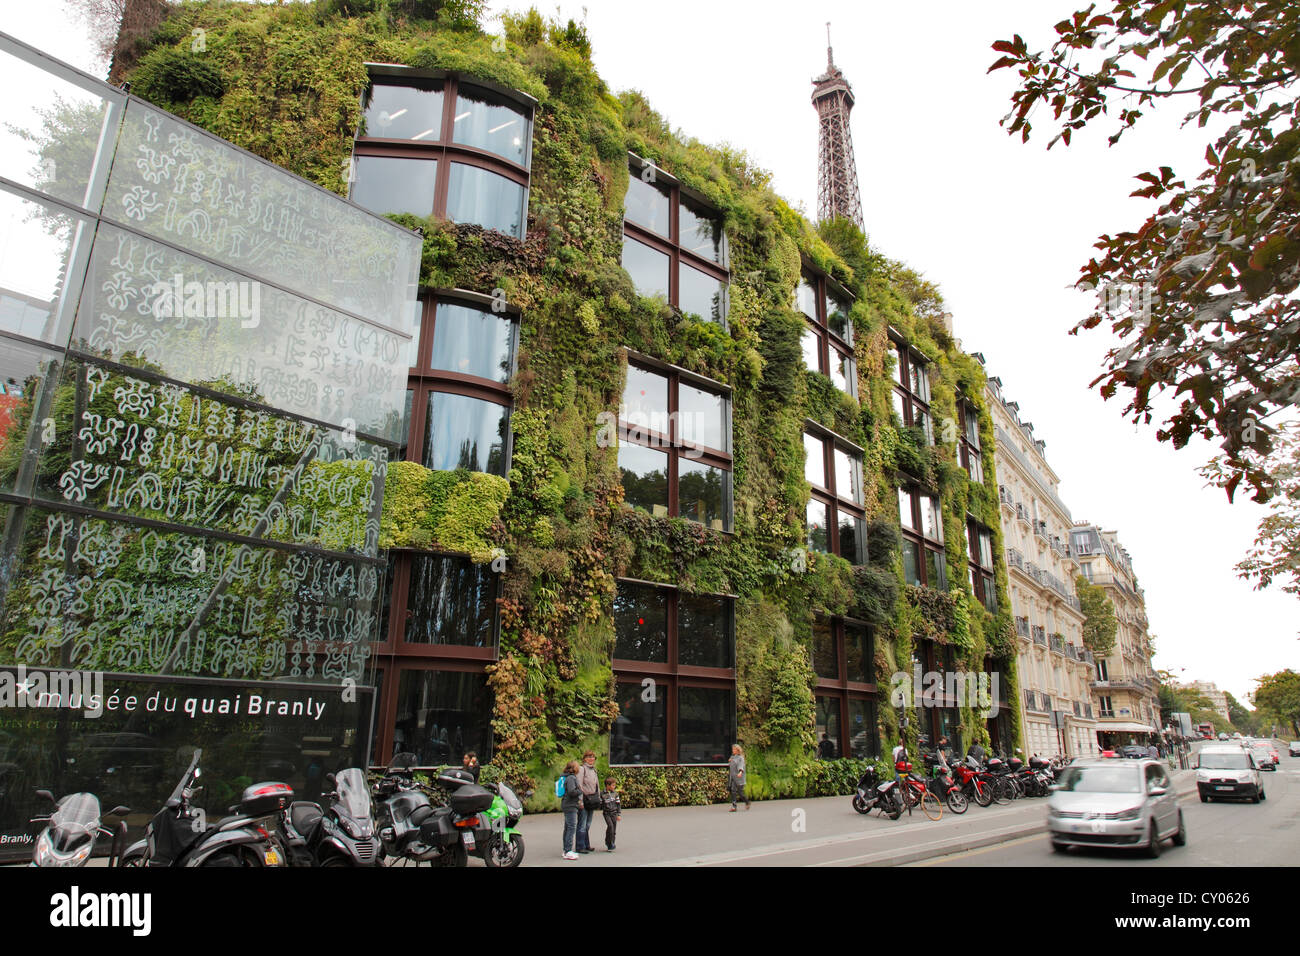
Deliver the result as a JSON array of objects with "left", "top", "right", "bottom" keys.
[
  {"left": 30, "top": 791, "right": 130, "bottom": 867},
  {"left": 279, "top": 768, "right": 380, "bottom": 867},
  {"left": 851, "top": 765, "right": 902, "bottom": 820},
  {"left": 120, "top": 749, "right": 293, "bottom": 867}
]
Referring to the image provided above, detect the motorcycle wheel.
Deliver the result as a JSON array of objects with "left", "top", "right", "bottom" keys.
[
  {"left": 946, "top": 789, "right": 969, "bottom": 814},
  {"left": 483, "top": 833, "right": 525, "bottom": 868},
  {"left": 320, "top": 855, "right": 352, "bottom": 867},
  {"left": 971, "top": 783, "right": 993, "bottom": 808},
  {"left": 851, "top": 793, "right": 871, "bottom": 815},
  {"left": 881, "top": 790, "right": 902, "bottom": 821},
  {"left": 118, "top": 850, "right": 146, "bottom": 868}
]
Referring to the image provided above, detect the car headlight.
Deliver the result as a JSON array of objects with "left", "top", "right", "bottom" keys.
[{"left": 1112, "top": 806, "right": 1142, "bottom": 821}]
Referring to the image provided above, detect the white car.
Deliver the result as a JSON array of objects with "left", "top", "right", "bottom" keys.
[
  {"left": 1196, "top": 746, "right": 1265, "bottom": 803},
  {"left": 1290, "top": 741, "right": 1300, "bottom": 758},
  {"left": 1248, "top": 741, "right": 1277, "bottom": 770}
]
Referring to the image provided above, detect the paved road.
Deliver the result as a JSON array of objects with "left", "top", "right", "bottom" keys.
[{"left": 915, "top": 749, "right": 1299, "bottom": 867}]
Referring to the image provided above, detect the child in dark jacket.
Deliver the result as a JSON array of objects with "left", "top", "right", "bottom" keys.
[
  {"left": 600, "top": 777, "right": 622, "bottom": 851},
  {"left": 560, "top": 760, "right": 582, "bottom": 860}
]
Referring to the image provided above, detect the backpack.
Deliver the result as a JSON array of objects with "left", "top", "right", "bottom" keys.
[{"left": 555, "top": 775, "right": 567, "bottom": 798}]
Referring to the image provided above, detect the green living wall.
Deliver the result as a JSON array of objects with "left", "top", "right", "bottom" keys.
[{"left": 121, "top": 0, "right": 1022, "bottom": 807}]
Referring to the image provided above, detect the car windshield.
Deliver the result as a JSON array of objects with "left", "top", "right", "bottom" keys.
[
  {"left": 1199, "top": 752, "right": 1249, "bottom": 770},
  {"left": 1055, "top": 766, "right": 1141, "bottom": 793}
]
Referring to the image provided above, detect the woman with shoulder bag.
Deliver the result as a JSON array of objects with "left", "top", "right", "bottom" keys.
[{"left": 576, "top": 750, "right": 601, "bottom": 853}]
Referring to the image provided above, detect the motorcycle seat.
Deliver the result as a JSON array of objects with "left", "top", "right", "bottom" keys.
[
  {"left": 409, "top": 804, "right": 433, "bottom": 827},
  {"left": 290, "top": 802, "right": 323, "bottom": 836}
]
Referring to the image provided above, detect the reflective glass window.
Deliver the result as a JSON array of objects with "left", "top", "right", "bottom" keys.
[
  {"left": 678, "top": 459, "right": 728, "bottom": 532},
  {"left": 362, "top": 82, "right": 444, "bottom": 140},
  {"left": 802, "top": 326, "right": 822, "bottom": 372},
  {"left": 404, "top": 555, "right": 496, "bottom": 646},
  {"left": 834, "top": 447, "right": 861, "bottom": 505},
  {"left": 393, "top": 669, "right": 492, "bottom": 765},
  {"left": 351, "top": 155, "right": 437, "bottom": 216},
  {"left": 624, "top": 175, "right": 670, "bottom": 236},
  {"left": 614, "top": 582, "right": 668, "bottom": 663},
  {"left": 805, "top": 432, "right": 826, "bottom": 488},
  {"left": 845, "top": 624, "right": 872, "bottom": 684},
  {"left": 807, "top": 498, "right": 829, "bottom": 553},
  {"left": 621, "top": 235, "right": 670, "bottom": 300},
  {"left": 902, "top": 538, "right": 922, "bottom": 586},
  {"left": 838, "top": 512, "right": 865, "bottom": 565},
  {"left": 827, "top": 292, "right": 853, "bottom": 343},
  {"left": 678, "top": 382, "right": 727, "bottom": 454},
  {"left": 678, "top": 262, "right": 725, "bottom": 325},
  {"left": 430, "top": 301, "right": 514, "bottom": 383},
  {"left": 446, "top": 163, "right": 526, "bottom": 237},
  {"left": 678, "top": 594, "right": 733, "bottom": 669},
  {"left": 679, "top": 202, "right": 723, "bottom": 263},
  {"left": 848, "top": 698, "right": 877, "bottom": 758},
  {"left": 613, "top": 682, "right": 666, "bottom": 764},
  {"left": 618, "top": 442, "right": 669, "bottom": 517},
  {"left": 424, "top": 392, "right": 508, "bottom": 475},
  {"left": 795, "top": 277, "right": 818, "bottom": 319},
  {"left": 813, "top": 620, "right": 839, "bottom": 680},
  {"left": 677, "top": 687, "right": 734, "bottom": 764},
  {"left": 452, "top": 87, "right": 529, "bottom": 165}
]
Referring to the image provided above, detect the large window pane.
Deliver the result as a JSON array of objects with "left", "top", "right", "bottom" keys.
[
  {"left": 911, "top": 362, "right": 930, "bottom": 402},
  {"left": 613, "top": 583, "right": 668, "bottom": 663},
  {"left": 812, "top": 620, "right": 839, "bottom": 680},
  {"left": 678, "top": 382, "right": 728, "bottom": 454},
  {"left": 795, "top": 277, "right": 818, "bottom": 319},
  {"left": 921, "top": 495, "right": 943, "bottom": 542},
  {"left": 804, "top": 432, "right": 826, "bottom": 488},
  {"left": 424, "top": 391, "right": 508, "bottom": 475},
  {"left": 847, "top": 698, "right": 878, "bottom": 758},
  {"left": 621, "top": 364, "right": 668, "bottom": 438},
  {"left": 351, "top": 155, "right": 437, "bottom": 217},
  {"left": 452, "top": 87, "right": 529, "bottom": 165},
  {"left": 891, "top": 388, "right": 908, "bottom": 425},
  {"left": 898, "top": 488, "right": 916, "bottom": 531},
  {"left": 677, "top": 687, "right": 734, "bottom": 764},
  {"left": 624, "top": 175, "right": 670, "bottom": 236},
  {"left": 678, "top": 594, "right": 733, "bottom": 668},
  {"left": 816, "top": 696, "right": 842, "bottom": 759},
  {"left": 0, "top": 188, "right": 89, "bottom": 346},
  {"left": 405, "top": 556, "right": 496, "bottom": 647},
  {"left": 845, "top": 624, "right": 872, "bottom": 684},
  {"left": 807, "top": 498, "right": 829, "bottom": 553},
  {"left": 362, "top": 82, "right": 444, "bottom": 140},
  {"left": 430, "top": 301, "right": 515, "bottom": 383},
  {"left": 446, "top": 163, "right": 526, "bottom": 237},
  {"left": 834, "top": 447, "right": 862, "bottom": 504},
  {"left": 924, "top": 546, "right": 947, "bottom": 590},
  {"left": 801, "top": 326, "right": 822, "bottom": 372},
  {"left": 679, "top": 202, "right": 723, "bottom": 263},
  {"left": 612, "top": 682, "right": 667, "bottom": 764},
  {"left": 894, "top": 344, "right": 908, "bottom": 387},
  {"left": 902, "top": 538, "right": 922, "bottom": 586},
  {"left": 678, "top": 459, "right": 729, "bottom": 532},
  {"left": 678, "top": 263, "right": 725, "bottom": 325},
  {"left": 827, "top": 292, "right": 853, "bottom": 344},
  {"left": 393, "top": 669, "right": 491, "bottom": 765},
  {"left": 618, "top": 442, "right": 668, "bottom": 517},
  {"left": 837, "top": 512, "right": 865, "bottom": 565},
  {"left": 832, "top": 350, "right": 855, "bottom": 397},
  {"left": 621, "top": 235, "right": 669, "bottom": 300}
]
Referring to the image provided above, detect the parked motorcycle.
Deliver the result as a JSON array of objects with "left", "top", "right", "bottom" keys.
[
  {"left": 29, "top": 791, "right": 129, "bottom": 867},
  {"left": 279, "top": 768, "right": 380, "bottom": 867},
  {"left": 120, "top": 749, "right": 292, "bottom": 867},
  {"left": 924, "top": 753, "right": 968, "bottom": 814},
  {"left": 851, "top": 765, "right": 902, "bottom": 820}
]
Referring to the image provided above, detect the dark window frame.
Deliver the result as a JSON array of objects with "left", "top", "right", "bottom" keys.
[
  {"left": 898, "top": 485, "right": 947, "bottom": 590},
  {"left": 797, "top": 266, "right": 857, "bottom": 399},
  {"left": 966, "top": 517, "right": 997, "bottom": 613},
  {"left": 804, "top": 422, "right": 866, "bottom": 564},
  {"left": 618, "top": 352, "right": 733, "bottom": 532},
  {"left": 622, "top": 154, "right": 730, "bottom": 328},
  {"left": 611, "top": 578, "right": 737, "bottom": 765},
  {"left": 957, "top": 399, "right": 984, "bottom": 484},
  {"left": 352, "top": 72, "right": 533, "bottom": 237},
  {"left": 890, "top": 333, "right": 933, "bottom": 447}
]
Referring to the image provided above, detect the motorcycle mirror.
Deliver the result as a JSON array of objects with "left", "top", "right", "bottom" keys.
[
  {"left": 326, "top": 772, "right": 336, "bottom": 786},
  {"left": 35, "top": 789, "right": 55, "bottom": 803},
  {"left": 108, "top": 805, "right": 130, "bottom": 816}
]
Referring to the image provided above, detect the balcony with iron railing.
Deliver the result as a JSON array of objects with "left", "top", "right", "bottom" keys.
[
  {"left": 1034, "top": 519, "right": 1049, "bottom": 541},
  {"left": 998, "top": 485, "right": 1013, "bottom": 508},
  {"left": 1016, "top": 616, "right": 1031, "bottom": 638},
  {"left": 1065, "top": 643, "right": 1079, "bottom": 660},
  {"left": 1015, "top": 503, "right": 1030, "bottom": 525},
  {"left": 1050, "top": 634, "right": 1066, "bottom": 655},
  {"left": 1031, "top": 625, "right": 1047, "bottom": 646},
  {"left": 1006, "top": 547, "right": 1025, "bottom": 571}
]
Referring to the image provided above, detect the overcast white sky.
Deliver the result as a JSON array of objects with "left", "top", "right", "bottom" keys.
[{"left": 3, "top": 0, "right": 1295, "bottom": 705}]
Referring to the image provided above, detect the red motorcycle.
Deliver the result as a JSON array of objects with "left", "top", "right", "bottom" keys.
[{"left": 952, "top": 755, "right": 1002, "bottom": 807}]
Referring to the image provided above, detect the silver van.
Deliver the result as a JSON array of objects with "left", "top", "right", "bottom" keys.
[
  {"left": 1196, "top": 744, "right": 1264, "bottom": 803},
  {"left": 1047, "top": 758, "right": 1185, "bottom": 857}
]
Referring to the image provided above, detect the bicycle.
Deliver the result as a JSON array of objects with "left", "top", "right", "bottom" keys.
[{"left": 895, "top": 762, "right": 943, "bottom": 821}]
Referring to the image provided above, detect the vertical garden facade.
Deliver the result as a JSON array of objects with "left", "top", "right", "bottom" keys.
[{"left": 4, "top": 1, "right": 1023, "bottom": 816}]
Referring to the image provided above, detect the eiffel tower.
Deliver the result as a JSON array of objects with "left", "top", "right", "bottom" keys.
[{"left": 812, "top": 24, "right": 863, "bottom": 228}]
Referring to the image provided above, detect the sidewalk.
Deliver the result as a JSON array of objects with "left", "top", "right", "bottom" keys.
[{"left": 519, "top": 769, "right": 1198, "bottom": 867}]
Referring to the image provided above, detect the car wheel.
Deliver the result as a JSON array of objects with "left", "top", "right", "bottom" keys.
[
  {"left": 1144, "top": 820, "right": 1162, "bottom": 859},
  {"left": 1259, "top": 788, "right": 1266, "bottom": 802},
  {"left": 1172, "top": 812, "right": 1186, "bottom": 847},
  {"left": 1198, "top": 792, "right": 1208, "bottom": 803},
  {"left": 1050, "top": 840, "right": 1068, "bottom": 854},
  {"left": 1251, "top": 787, "right": 1261, "bottom": 804}
]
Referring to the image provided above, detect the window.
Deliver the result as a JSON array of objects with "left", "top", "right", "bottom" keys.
[
  {"left": 1097, "top": 659, "right": 1110, "bottom": 682},
  {"left": 404, "top": 294, "right": 516, "bottom": 478},
  {"left": 957, "top": 400, "right": 984, "bottom": 484},
  {"left": 891, "top": 337, "right": 933, "bottom": 448},
  {"left": 899, "top": 488, "right": 946, "bottom": 589},
  {"left": 804, "top": 426, "right": 865, "bottom": 564},
  {"left": 1099, "top": 695, "right": 1114, "bottom": 718},
  {"left": 352, "top": 72, "right": 534, "bottom": 239},
  {"left": 797, "top": 268, "right": 856, "bottom": 399},
  {"left": 612, "top": 581, "right": 736, "bottom": 764},
  {"left": 392, "top": 667, "right": 493, "bottom": 765},
  {"left": 622, "top": 156, "right": 729, "bottom": 327},
  {"left": 618, "top": 356, "right": 732, "bottom": 531},
  {"left": 967, "top": 520, "right": 996, "bottom": 613},
  {"left": 813, "top": 617, "right": 877, "bottom": 759}
]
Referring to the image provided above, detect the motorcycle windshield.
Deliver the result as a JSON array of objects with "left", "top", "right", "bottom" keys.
[
  {"left": 335, "top": 769, "right": 373, "bottom": 821},
  {"left": 51, "top": 793, "right": 100, "bottom": 834}
]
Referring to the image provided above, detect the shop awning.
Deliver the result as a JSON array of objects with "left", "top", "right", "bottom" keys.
[{"left": 1096, "top": 721, "right": 1158, "bottom": 733}]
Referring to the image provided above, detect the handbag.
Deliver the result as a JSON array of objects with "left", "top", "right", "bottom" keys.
[{"left": 583, "top": 791, "right": 601, "bottom": 810}]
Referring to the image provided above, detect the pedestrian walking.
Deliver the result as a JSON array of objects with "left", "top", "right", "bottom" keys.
[
  {"left": 728, "top": 743, "right": 750, "bottom": 811},
  {"left": 600, "top": 776, "right": 622, "bottom": 851},
  {"left": 575, "top": 750, "right": 601, "bottom": 853},
  {"left": 559, "top": 760, "right": 581, "bottom": 860}
]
